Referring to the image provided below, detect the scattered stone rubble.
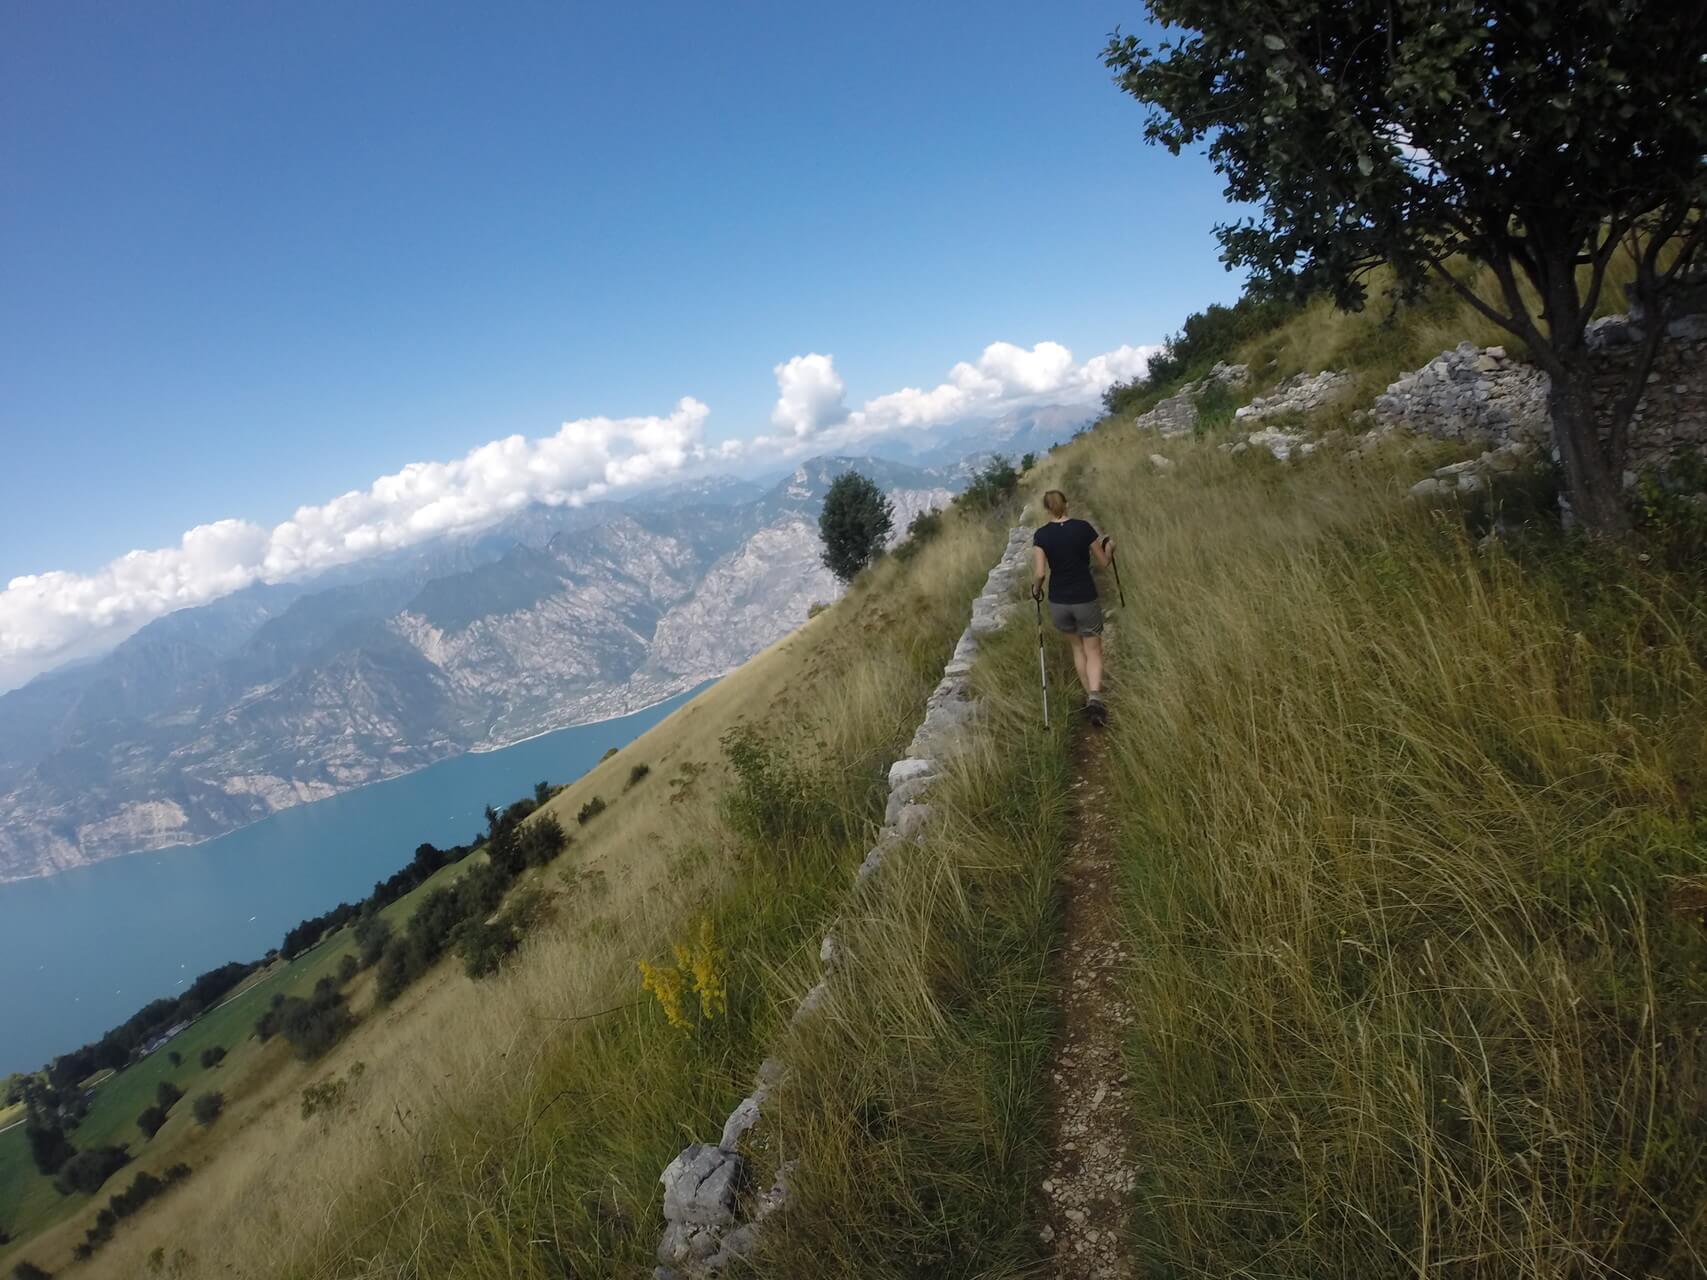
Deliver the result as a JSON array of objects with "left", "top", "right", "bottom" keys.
[
  {"left": 1233, "top": 368, "right": 1354, "bottom": 423},
  {"left": 653, "top": 525, "right": 1034, "bottom": 1280},
  {"left": 1131, "top": 362, "right": 1249, "bottom": 436}
]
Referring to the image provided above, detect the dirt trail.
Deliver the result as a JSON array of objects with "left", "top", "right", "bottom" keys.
[{"left": 1037, "top": 720, "right": 1139, "bottom": 1279}]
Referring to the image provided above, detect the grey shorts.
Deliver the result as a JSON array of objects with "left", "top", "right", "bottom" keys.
[{"left": 1048, "top": 599, "right": 1104, "bottom": 637}]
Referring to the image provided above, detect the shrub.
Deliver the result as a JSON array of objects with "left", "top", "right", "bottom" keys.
[
  {"left": 954, "top": 455, "right": 1021, "bottom": 514},
  {"left": 52, "top": 1145, "right": 130, "bottom": 1196},
  {"left": 520, "top": 813, "right": 569, "bottom": 866},
  {"left": 154, "top": 1081, "right": 183, "bottom": 1110},
  {"left": 259, "top": 984, "right": 354, "bottom": 1060},
  {"left": 625, "top": 763, "right": 651, "bottom": 790},
  {"left": 460, "top": 919, "right": 519, "bottom": 979},
  {"left": 600, "top": 746, "right": 619, "bottom": 762},
  {"left": 353, "top": 915, "right": 391, "bottom": 969},
  {"left": 191, "top": 1092, "right": 224, "bottom": 1126},
  {"left": 576, "top": 796, "right": 607, "bottom": 826},
  {"left": 336, "top": 952, "right": 360, "bottom": 985},
  {"left": 637, "top": 919, "right": 727, "bottom": 1034},
  {"left": 198, "top": 1046, "right": 226, "bottom": 1069},
  {"left": 13, "top": 1262, "right": 52, "bottom": 1280},
  {"left": 166, "top": 1050, "right": 181, "bottom": 1069},
  {"left": 893, "top": 506, "right": 943, "bottom": 563},
  {"left": 719, "top": 725, "right": 834, "bottom": 848},
  {"left": 135, "top": 1105, "right": 167, "bottom": 1138}
]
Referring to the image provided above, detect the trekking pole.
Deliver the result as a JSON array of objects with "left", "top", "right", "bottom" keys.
[
  {"left": 1105, "top": 538, "right": 1126, "bottom": 609},
  {"left": 1033, "top": 586, "right": 1050, "bottom": 728}
]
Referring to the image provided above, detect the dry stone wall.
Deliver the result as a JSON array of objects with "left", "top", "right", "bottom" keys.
[
  {"left": 1131, "top": 362, "right": 1250, "bottom": 436},
  {"left": 653, "top": 524, "right": 1034, "bottom": 1280},
  {"left": 1373, "top": 315, "right": 1707, "bottom": 482}
]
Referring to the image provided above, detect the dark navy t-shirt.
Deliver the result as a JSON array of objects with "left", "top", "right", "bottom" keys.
[{"left": 1033, "top": 518, "right": 1100, "bottom": 604}]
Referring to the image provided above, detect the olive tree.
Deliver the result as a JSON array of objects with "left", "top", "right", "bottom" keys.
[{"left": 1105, "top": 0, "right": 1707, "bottom": 532}]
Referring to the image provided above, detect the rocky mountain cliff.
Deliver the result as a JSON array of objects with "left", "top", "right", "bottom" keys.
[{"left": 0, "top": 457, "right": 956, "bottom": 882}]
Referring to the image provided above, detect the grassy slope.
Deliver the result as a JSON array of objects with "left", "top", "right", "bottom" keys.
[
  {"left": 0, "top": 850, "right": 476, "bottom": 1271},
  {"left": 42, "top": 501, "right": 1007, "bottom": 1278},
  {"left": 754, "top": 284, "right": 1707, "bottom": 1277}
]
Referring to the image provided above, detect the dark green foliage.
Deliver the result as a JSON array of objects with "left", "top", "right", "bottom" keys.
[
  {"left": 166, "top": 1050, "right": 181, "bottom": 1069},
  {"left": 460, "top": 920, "right": 519, "bottom": 979},
  {"left": 337, "top": 952, "right": 360, "bottom": 985},
  {"left": 256, "top": 985, "right": 353, "bottom": 1060},
  {"left": 24, "top": 1117, "right": 74, "bottom": 1176},
  {"left": 1019, "top": 451, "right": 1037, "bottom": 472},
  {"left": 600, "top": 746, "right": 619, "bottom": 761},
  {"left": 576, "top": 796, "right": 607, "bottom": 826},
  {"left": 719, "top": 726, "right": 836, "bottom": 848},
  {"left": 533, "top": 779, "right": 554, "bottom": 805},
  {"left": 52, "top": 1145, "right": 130, "bottom": 1196},
  {"left": 354, "top": 914, "right": 392, "bottom": 969},
  {"left": 199, "top": 1045, "right": 226, "bottom": 1069},
  {"left": 1103, "top": 0, "right": 1707, "bottom": 531},
  {"left": 520, "top": 814, "right": 569, "bottom": 867},
  {"left": 135, "top": 1105, "right": 167, "bottom": 1139},
  {"left": 1105, "top": 293, "right": 1303, "bottom": 413},
  {"left": 13, "top": 1262, "right": 52, "bottom": 1280},
  {"left": 893, "top": 507, "right": 943, "bottom": 563},
  {"left": 818, "top": 471, "right": 894, "bottom": 583},
  {"left": 625, "top": 763, "right": 651, "bottom": 790},
  {"left": 191, "top": 1093, "right": 224, "bottom": 1126},
  {"left": 954, "top": 455, "right": 1021, "bottom": 515},
  {"left": 154, "top": 1080, "right": 183, "bottom": 1110}
]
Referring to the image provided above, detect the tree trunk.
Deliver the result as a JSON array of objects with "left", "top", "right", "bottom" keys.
[{"left": 1548, "top": 365, "right": 1629, "bottom": 535}]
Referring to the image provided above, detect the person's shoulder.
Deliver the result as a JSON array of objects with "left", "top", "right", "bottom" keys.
[{"left": 1032, "top": 524, "right": 1048, "bottom": 544}]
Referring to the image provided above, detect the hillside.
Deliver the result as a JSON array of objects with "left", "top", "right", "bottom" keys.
[
  {"left": 0, "top": 453, "right": 977, "bottom": 883},
  {"left": 5, "top": 282, "right": 1705, "bottom": 1279}
]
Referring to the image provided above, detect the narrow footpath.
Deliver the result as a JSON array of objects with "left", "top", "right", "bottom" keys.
[{"left": 1037, "top": 719, "right": 1139, "bottom": 1279}]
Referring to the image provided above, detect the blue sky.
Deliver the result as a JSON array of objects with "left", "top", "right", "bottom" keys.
[{"left": 0, "top": 1, "right": 1240, "bottom": 682}]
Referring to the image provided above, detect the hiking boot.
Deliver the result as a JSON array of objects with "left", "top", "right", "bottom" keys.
[{"left": 1085, "top": 699, "right": 1108, "bottom": 728}]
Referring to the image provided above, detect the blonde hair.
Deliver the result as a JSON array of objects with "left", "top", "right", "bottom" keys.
[{"left": 1043, "top": 489, "right": 1068, "bottom": 517}]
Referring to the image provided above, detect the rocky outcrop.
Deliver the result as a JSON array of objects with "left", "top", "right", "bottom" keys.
[
  {"left": 652, "top": 525, "right": 1032, "bottom": 1279},
  {"left": 1131, "top": 363, "right": 1250, "bottom": 436},
  {"left": 1234, "top": 369, "right": 1354, "bottom": 423}
]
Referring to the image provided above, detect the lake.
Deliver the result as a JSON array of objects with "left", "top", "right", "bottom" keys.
[{"left": 0, "top": 682, "right": 711, "bottom": 1075}]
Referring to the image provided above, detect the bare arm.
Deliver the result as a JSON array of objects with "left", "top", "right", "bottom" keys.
[{"left": 1031, "top": 545, "right": 1047, "bottom": 597}]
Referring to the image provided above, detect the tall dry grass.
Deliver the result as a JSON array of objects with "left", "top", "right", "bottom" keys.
[
  {"left": 1073, "top": 428, "right": 1707, "bottom": 1276},
  {"left": 75, "top": 507, "right": 1005, "bottom": 1278}
]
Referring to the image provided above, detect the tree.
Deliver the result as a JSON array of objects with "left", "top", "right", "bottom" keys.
[
  {"left": 13, "top": 1262, "right": 52, "bottom": 1280},
  {"left": 191, "top": 1092, "right": 224, "bottom": 1126},
  {"left": 1105, "top": 1, "right": 1707, "bottom": 533},
  {"left": 135, "top": 1105, "right": 167, "bottom": 1139},
  {"left": 818, "top": 471, "right": 894, "bottom": 582},
  {"left": 154, "top": 1081, "right": 183, "bottom": 1111},
  {"left": 52, "top": 1145, "right": 130, "bottom": 1196},
  {"left": 199, "top": 1046, "right": 226, "bottom": 1069}
]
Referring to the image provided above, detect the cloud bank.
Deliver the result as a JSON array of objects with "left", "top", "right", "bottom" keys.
[{"left": 1, "top": 337, "right": 1154, "bottom": 688}]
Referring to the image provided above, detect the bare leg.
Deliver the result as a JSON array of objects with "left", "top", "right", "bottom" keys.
[
  {"left": 1067, "top": 634, "right": 1088, "bottom": 691},
  {"left": 1082, "top": 636, "right": 1104, "bottom": 697}
]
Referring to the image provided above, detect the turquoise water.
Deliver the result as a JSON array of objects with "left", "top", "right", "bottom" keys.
[{"left": 0, "top": 682, "right": 711, "bottom": 1075}]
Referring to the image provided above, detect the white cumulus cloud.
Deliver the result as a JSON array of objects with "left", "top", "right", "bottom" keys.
[
  {"left": 1, "top": 334, "right": 1161, "bottom": 690},
  {"left": 0, "top": 398, "right": 711, "bottom": 685},
  {"left": 769, "top": 353, "right": 849, "bottom": 438}
]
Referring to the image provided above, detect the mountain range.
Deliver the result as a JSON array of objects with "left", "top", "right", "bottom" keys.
[{"left": 0, "top": 421, "right": 1084, "bottom": 883}]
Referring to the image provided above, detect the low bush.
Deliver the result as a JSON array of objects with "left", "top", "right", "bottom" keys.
[
  {"left": 68, "top": 1162, "right": 191, "bottom": 1261},
  {"left": 191, "top": 1092, "right": 224, "bottom": 1126},
  {"left": 154, "top": 1081, "right": 183, "bottom": 1111},
  {"left": 893, "top": 506, "right": 943, "bottom": 563},
  {"left": 52, "top": 1144, "right": 130, "bottom": 1196},
  {"left": 257, "top": 984, "right": 353, "bottom": 1060},
  {"left": 135, "top": 1104, "right": 167, "bottom": 1139},
  {"left": 576, "top": 796, "right": 607, "bottom": 825},
  {"left": 625, "top": 762, "right": 651, "bottom": 790},
  {"left": 718, "top": 725, "right": 836, "bottom": 849},
  {"left": 198, "top": 1045, "right": 225, "bottom": 1069},
  {"left": 954, "top": 455, "right": 1021, "bottom": 514},
  {"left": 13, "top": 1262, "right": 52, "bottom": 1280}
]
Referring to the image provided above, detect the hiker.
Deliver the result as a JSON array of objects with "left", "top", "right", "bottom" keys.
[{"left": 1031, "top": 489, "right": 1114, "bottom": 724}]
